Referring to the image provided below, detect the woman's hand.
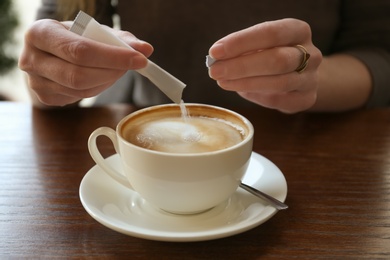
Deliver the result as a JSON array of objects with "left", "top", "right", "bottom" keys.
[
  {"left": 19, "top": 19, "right": 153, "bottom": 107},
  {"left": 208, "top": 18, "right": 322, "bottom": 113}
]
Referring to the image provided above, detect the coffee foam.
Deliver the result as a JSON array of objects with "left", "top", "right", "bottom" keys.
[
  {"left": 135, "top": 120, "right": 201, "bottom": 148},
  {"left": 124, "top": 116, "right": 245, "bottom": 153}
]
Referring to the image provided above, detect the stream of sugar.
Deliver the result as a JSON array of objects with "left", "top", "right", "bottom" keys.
[{"left": 179, "top": 100, "right": 201, "bottom": 143}]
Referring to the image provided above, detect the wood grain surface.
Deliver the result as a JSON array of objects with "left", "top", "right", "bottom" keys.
[{"left": 1, "top": 102, "right": 389, "bottom": 259}]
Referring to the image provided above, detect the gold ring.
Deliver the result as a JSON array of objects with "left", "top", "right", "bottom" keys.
[{"left": 294, "top": 45, "right": 310, "bottom": 73}]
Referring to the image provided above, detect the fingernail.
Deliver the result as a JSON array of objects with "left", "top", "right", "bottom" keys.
[{"left": 209, "top": 43, "right": 226, "bottom": 59}]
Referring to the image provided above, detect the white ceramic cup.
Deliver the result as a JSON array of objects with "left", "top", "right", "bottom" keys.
[{"left": 88, "top": 103, "right": 254, "bottom": 214}]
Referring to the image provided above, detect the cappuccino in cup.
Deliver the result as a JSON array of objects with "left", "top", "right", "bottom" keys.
[
  {"left": 88, "top": 103, "right": 254, "bottom": 214},
  {"left": 122, "top": 106, "right": 246, "bottom": 153}
]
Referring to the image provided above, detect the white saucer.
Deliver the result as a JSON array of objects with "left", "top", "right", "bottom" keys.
[{"left": 79, "top": 152, "right": 287, "bottom": 242}]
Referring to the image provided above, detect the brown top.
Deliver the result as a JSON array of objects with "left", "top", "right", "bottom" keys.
[{"left": 37, "top": 0, "right": 390, "bottom": 109}]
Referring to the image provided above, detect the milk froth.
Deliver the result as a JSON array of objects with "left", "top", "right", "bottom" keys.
[{"left": 124, "top": 116, "right": 245, "bottom": 153}]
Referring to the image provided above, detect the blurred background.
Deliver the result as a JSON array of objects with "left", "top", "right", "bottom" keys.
[{"left": 0, "top": 0, "right": 40, "bottom": 102}]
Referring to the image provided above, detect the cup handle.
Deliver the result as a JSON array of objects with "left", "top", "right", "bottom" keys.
[{"left": 88, "top": 127, "right": 133, "bottom": 189}]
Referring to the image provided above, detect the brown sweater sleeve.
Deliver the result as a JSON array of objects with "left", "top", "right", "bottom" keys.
[{"left": 333, "top": 0, "right": 390, "bottom": 107}]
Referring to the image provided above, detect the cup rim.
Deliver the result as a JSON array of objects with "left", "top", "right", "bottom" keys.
[{"left": 116, "top": 103, "right": 254, "bottom": 156}]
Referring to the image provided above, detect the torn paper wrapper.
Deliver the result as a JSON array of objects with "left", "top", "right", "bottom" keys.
[{"left": 205, "top": 55, "right": 216, "bottom": 67}]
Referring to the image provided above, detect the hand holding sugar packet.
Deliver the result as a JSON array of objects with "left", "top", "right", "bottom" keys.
[{"left": 70, "top": 11, "right": 186, "bottom": 104}]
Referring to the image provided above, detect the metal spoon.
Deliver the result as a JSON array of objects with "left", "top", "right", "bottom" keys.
[{"left": 239, "top": 182, "right": 288, "bottom": 210}]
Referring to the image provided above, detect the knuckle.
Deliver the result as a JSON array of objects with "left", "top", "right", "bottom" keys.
[
  {"left": 259, "top": 21, "right": 280, "bottom": 40},
  {"left": 302, "top": 25, "right": 312, "bottom": 39},
  {"left": 266, "top": 74, "right": 291, "bottom": 93},
  {"left": 282, "top": 91, "right": 317, "bottom": 114},
  {"left": 28, "top": 80, "right": 40, "bottom": 93},
  {"left": 261, "top": 93, "right": 282, "bottom": 109},
  {"left": 297, "top": 20, "right": 311, "bottom": 34},
  {"left": 65, "top": 68, "right": 85, "bottom": 88},
  {"left": 302, "top": 91, "right": 317, "bottom": 109},
  {"left": 77, "top": 83, "right": 110, "bottom": 99},
  {"left": 288, "top": 18, "right": 312, "bottom": 38},
  {"left": 18, "top": 52, "right": 32, "bottom": 72},
  {"left": 61, "top": 40, "right": 90, "bottom": 63},
  {"left": 37, "top": 93, "right": 58, "bottom": 106},
  {"left": 18, "top": 45, "right": 37, "bottom": 73},
  {"left": 116, "top": 30, "right": 136, "bottom": 41},
  {"left": 26, "top": 80, "right": 56, "bottom": 106},
  {"left": 39, "top": 92, "right": 77, "bottom": 107},
  {"left": 280, "top": 79, "right": 294, "bottom": 93},
  {"left": 24, "top": 20, "right": 43, "bottom": 44},
  {"left": 275, "top": 48, "right": 294, "bottom": 73},
  {"left": 27, "top": 76, "right": 47, "bottom": 95},
  {"left": 77, "top": 89, "right": 96, "bottom": 99},
  {"left": 312, "top": 48, "right": 323, "bottom": 67}
]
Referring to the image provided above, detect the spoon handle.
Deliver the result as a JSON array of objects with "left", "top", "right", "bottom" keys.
[{"left": 239, "top": 182, "right": 288, "bottom": 210}]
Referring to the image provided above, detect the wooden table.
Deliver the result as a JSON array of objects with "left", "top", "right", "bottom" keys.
[{"left": 1, "top": 101, "right": 389, "bottom": 258}]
